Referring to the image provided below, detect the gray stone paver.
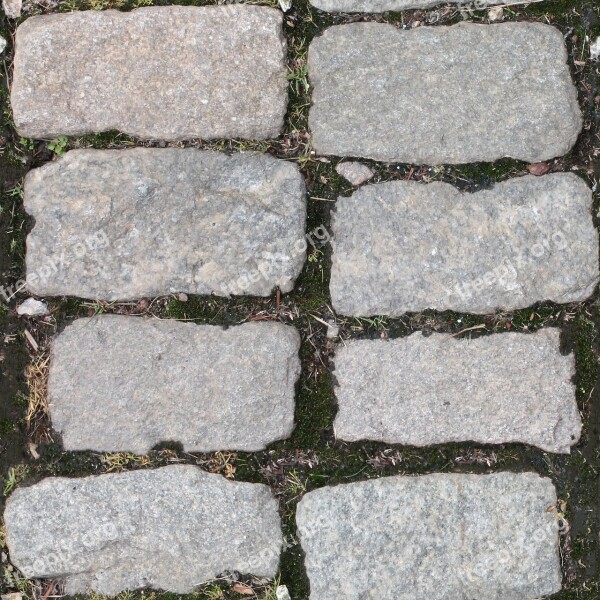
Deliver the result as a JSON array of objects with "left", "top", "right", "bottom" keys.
[
  {"left": 297, "top": 472, "right": 562, "bottom": 600},
  {"left": 48, "top": 315, "right": 300, "bottom": 454},
  {"left": 334, "top": 328, "right": 581, "bottom": 453},
  {"left": 330, "top": 173, "right": 598, "bottom": 316},
  {"left": 4, "top": 465, "right": 282, "bottom": 595},
  {"left": 308, "top": 22, "right": 581, "bottom": 163},
  {"left": 310, "top": 0, "right": 501, "bottom": 12},
  {"left": 25, "top": 149, "right": 306, "bottom": 300},
  {"left": 11, "top": 6, "right": 287, "bottom": 140}
]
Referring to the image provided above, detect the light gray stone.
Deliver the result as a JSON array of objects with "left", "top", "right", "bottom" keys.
[
  {"left": 11, "top": 6, "right": 287, "bottom": 140},
  {"left": 330, "top": 173, "right": 598, "bottom": 316},
  {"left": 296, "top": 472, "right": 562, "bottom": 600},
  {"left": 308, "top": 22, "right": 581, "bottom": 163},
  {"left": 16, "top": 298, "right": 48, "bottom": 317},
  {"left": 310, "top": 0, "right": 505, "bottom": 12},
  {"left": 335, "top": 161, "right": 374, "bottom": 186},
  {"left": 334, "top": 328, "right": 580, "bottom": 453},
  {"left": 2, "top": 0, "right": 22, "bottom": 19},
  {"left": 48, "top": 315, "right": 301, "bottom": 454},
  {"left": 25, "top": 149, "right": 306, "bottom": 300},
  {"left": 592, "top": 36, "right": 600, "bottom": 60},
  {"left": 4, "top": 465, "right": 282, "bottom": 594},
  {"left": 0, "top": 36, "right": 6, "bottom": 55}
]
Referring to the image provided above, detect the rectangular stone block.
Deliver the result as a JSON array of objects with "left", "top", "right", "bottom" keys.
[
  {"left": 48, "top": 315, "right": 300, "bottom": 454},
  {"left": 12, "top": 6, "right": 287, "bottom": 140},
  {"left": 330, "top": 173, "right": 598, "bottom": 315},
  {"left": 4, "top": 466, "right": 282, "bottom": 595},
  {"left": 24, "top": 149, "right": 306, "bottom": 299},
  {"left": 297, "top": 472, "right": 562, "bottom": 600},
  {"left": 334, "top": 328, "right": 581, "bottom": 453},
  {"left": 310, "top": 0, "right": 502, "bottom": 12},
  {"left": 308, "top": 22, "right": 581, "bottom": 163}
]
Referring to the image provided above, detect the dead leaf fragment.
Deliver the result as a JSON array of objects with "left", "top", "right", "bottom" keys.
[
  {"left": 232, "top": 583, "right": 254, "bottom": 595},
  {"left": 527, "top": 162, "right": 550, "bottom": 176}
]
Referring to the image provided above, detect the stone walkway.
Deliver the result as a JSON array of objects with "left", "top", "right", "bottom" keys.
[{"left": 2, "top": 3, "right": 597, "bottom": 600}]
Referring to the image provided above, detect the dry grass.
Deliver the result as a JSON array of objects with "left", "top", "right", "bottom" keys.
[{"left": 24, "top": 352, "right": 51, "bottom": 444}]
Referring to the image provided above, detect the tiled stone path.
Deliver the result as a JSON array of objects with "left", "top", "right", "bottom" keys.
[
  {"left": 297, "top": 473, "right": 562, "bottom": 600},
  {"left": 11, "top": 7, "right": 287, "bottom": 139},
  {"left": 330, "top": 174, "right": 598, "bottom": 316},
  {"left": 308, "top": 22, "right": 581, "bottom": 163},
  {"left": 4, "top": 465, "right": 282, "bottom": 594},
  {"left": 25, "top": 149, "right": 306, "bottom": 299},
  {"left": 3, "top": 4, "right": 597, "bottom": 599},
  {"left": 48, "top": 316, "right": 301, "bottom": 454},
  {"left": 333, "top": 328, "right": 581, "bottom": 453}
]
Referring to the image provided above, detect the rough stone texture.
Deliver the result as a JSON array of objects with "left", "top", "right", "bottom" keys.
[
  {"left": 12, "top": 6, "right": 287, "bottom": 140},
  {"left": 335, "top": 161, "right": 374, "bottom": 186},
  {"left": 308, "top": 22, "right": 581, "bottom": 163},
  {"left": 310, "top": 0, "right": 504, "bottom": 12},
  {"left": 2, "top": 0, "right": 22, "bottom": 19},
  {"left": 4, "top": 465, "right": 282, "bottom": 594},
  {"left": 16, "top": 298, "right": 48, "bottom": 317},
  {"left": 0, "top": 35, "right": 6, "bottom": 54},
  {"left": 25, "top": 149, "right": 306, "bottom": 300},
  {"left": 48, "top": 315, "right": 300, "bottom": 454},
  {"left": 334, "top": 328, "right": 580, "bottom": 453},
  {"left": 331, "top": 174, "right": 598, "bottom": 316},
  {"left": 297, "top": 472, "right": 562, "bottom": 600}
]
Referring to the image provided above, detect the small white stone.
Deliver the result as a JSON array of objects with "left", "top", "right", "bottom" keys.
[
  {"left": 335, "top": 162, "right": 374, "bottom": 186},
  {"left": 2, "top": 594, "right": 23, "bottom": 600},
  {"left": 591, "top": 37, "right": 600, "bottom": 61},
  {"left": 276, "top": 585, "right": 291, "bottom": 600},
  {"left": 0, "top": 36, "right": 7, "bottom": 55},
  {"left": 16, "top": 298, "right": 48, "bottom": 317},
  {"left": 488, "top": 6, "right": 503, "bottom": 21},
  {"left": 2, "top": 0, "right": 22, "bottom": 18},
  {"left": 326, "top": 321, "right": 340, "bottom": 339}
]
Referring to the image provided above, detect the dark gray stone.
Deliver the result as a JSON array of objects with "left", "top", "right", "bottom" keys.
[
  {"left": 330, "top": 174, "right": 598, "bottom": 316},
  {"left": 308, "top": 22, "right": 581, "bottom": 163},
  {"left": 334, "top": 328, "right": 580, "bottom": 453},
  {"left": 297, "top": 472, "right": 562, "bottom": 600},
  {"left": 12, "top": 6, "right": 287, "bottom": 140},
  {"left": 4, "top": 465, "right": 282, "bottom": 594},
  {"left": 25, "top": 149, "right": 306, "bottom": 300},
  {"left": 48, "top": 315, "right": 300, "bottom": 454}
]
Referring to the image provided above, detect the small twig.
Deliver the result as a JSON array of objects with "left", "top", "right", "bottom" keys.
[
  {"left": 450, "top": 324, "right": 487, "bottom": 337},
  {"left": 24, "top": 328, "right": 39, "bottom": 352}
]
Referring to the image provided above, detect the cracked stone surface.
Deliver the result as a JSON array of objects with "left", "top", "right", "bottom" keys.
[
  {"left": 334, "top": 328, "right": 581, "bottom": 453},
  {"left": 25, "top": 149, "right": 306, "bottom": 300},
  {"left": 11, "top": 6, "right": 287, "bottom": 139},
  {"left": 297, "top": 472, "right": 562, "bottom": 600},
  {"left": 308, "top": 22, "right": 581, "bottom": 163},
  {"left": 330, "top": 173, "right": 598, "bottom": 316},
  {"left": 4, "top": 465, "right": 282, "bottom": 595},
  {"left": 48, "top": 315, "right": 301, "bottom": 454}
]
